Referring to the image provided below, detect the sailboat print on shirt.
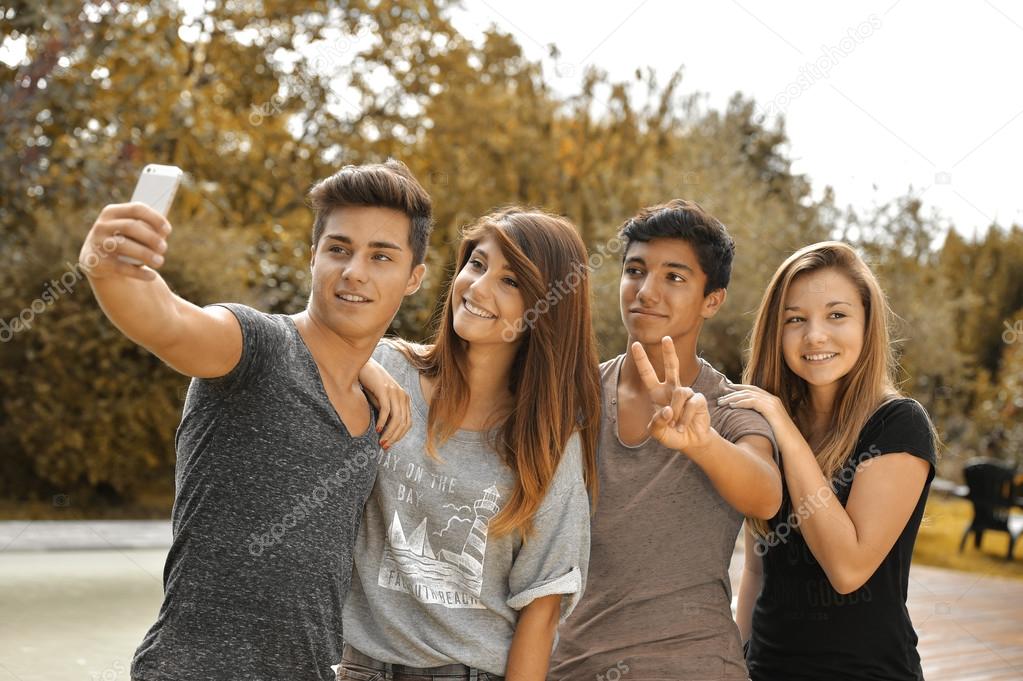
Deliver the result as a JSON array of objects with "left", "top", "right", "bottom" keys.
[{"left": 377, "top": 485, "right": 501, "bottom": 609}]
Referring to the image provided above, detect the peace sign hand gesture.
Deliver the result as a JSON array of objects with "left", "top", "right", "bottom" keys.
[{"left": 631, "top": 337, "right": 714, "bottom": 455}]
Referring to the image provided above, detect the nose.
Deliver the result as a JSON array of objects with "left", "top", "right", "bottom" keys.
[
  {"left": 636, "top": 275, "right": 658, "bottom": 306},
  {"left": 803, "top": 320, "right": 828, "bottom": 347},
  {"left": 467, "top": 269, "right": 496, "bottom": 301},
  {"left": 342, "top": 256, "right": 369, "bottom": 286}
]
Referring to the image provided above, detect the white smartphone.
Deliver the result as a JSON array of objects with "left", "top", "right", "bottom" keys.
[{"left": 120, "top": 164, "right": 184, "bottom": 265}]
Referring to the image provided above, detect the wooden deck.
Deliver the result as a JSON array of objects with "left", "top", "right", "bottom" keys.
[
  {"left": 728, "top": 543, "right": 1023, "bottom": 680},
  {"left": 909, "top": 564, "right": 1023, "bottom": 680}
]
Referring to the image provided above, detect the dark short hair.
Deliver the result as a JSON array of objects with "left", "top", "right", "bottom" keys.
[
  {"left": 618, "top": 198, "right": 735, "bottom": 294},
  {"left": 307, "top": 159, "right": 433, "bottom": 265}
]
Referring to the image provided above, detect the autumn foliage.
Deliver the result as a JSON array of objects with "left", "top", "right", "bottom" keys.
[{"left": 1, "top": 1, "right": 1020, "bottom": 507}]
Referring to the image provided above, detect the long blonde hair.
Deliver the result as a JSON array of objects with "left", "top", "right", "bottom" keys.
[
  {"left": 398, "top": 207, "right": 601, "bottom": 540},
  {"left": 744, "top": 242, "right": 900, "bottom": 539}
]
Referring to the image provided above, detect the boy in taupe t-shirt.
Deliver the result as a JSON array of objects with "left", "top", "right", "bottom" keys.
[{"left": 551, "top": 200, "right": 783, "bottom": 681}]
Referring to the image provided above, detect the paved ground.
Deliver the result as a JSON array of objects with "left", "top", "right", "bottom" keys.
[
  {"left": 727, "top": 541, "right": 1023, "bottom": 681},
  {"left": 1, "top": 521, "right": 1021, "bottom": 680},
  {"left": 0, "top": 520, "right": 172, "bottom": 552}
]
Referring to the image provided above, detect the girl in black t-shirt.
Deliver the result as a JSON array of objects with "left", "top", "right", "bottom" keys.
[{"left": 722, "top": 241, "right": 936, "bottom": 681}]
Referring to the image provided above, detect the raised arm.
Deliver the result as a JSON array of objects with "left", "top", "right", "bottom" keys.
[
  {"left": 80, "top": 202, "right": 242, "bottom": 378},
  {"left": 683, "top": 431, "right": 780, "bottom": 519},
  {"left": 634, "top": 340, "right": 783, "bottom": 519},
  {"left": 718, "top": 387, "right": 931, "bottom": 594},
  {"left": 772, "top": 431, "right": 928, "bottom": 593}
]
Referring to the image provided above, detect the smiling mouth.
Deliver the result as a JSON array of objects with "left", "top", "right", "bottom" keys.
[
  {"left": 463, "top": 298, "right": 497, "bottom": 319},
  {"left": 803, "top": 352, "right": 837, "bottom": 363},
  {"left": 336, "top": 292, "right": 371, "bottom": 304},
  {"left": 630, "top": 308, "right": 666, "bottom": 318}
]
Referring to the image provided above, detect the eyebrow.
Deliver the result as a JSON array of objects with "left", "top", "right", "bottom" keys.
[
  {"left": 784, "top": 301, "right": 853, "bottom": 311},
  {"left": 326, "top": 234, "right": 403, "bottom": 251},
  {"left": 471, "top": 247, "right": 514, "bottom": 271},
  {"left": 624, "top": 255, "right": 695, "bottom": 273}
]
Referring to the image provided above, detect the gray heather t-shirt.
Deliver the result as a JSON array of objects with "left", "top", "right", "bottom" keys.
[
  {"left": 131, "top": 304, "right": 379, "bottom": 681},
  {"left": 341, "top": 341, "right": 590, "bottom": 675},
  {"left": 551, "top": 354, "right": 778, "bottom": 681}
]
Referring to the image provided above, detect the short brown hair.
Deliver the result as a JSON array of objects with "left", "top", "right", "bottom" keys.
[
  {"left": 307, "top": 159, "right": 433, "bottom": 265},
  {"left": 618, "top": 198, "right": 734, "bottom": 295}
]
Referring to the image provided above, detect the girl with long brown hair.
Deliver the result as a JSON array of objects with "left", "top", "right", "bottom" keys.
[
  {"left": 338, "top": 207, "right": 600, "bottom": 681},
  {"left": 729, "top": 241, "right": 937, "bottom": 680}
]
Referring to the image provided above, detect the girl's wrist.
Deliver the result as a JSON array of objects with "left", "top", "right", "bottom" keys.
[{"left": 774, "top": 415, "right": 806, "bottom": 457}]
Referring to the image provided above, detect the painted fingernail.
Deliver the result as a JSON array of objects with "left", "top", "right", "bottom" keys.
[{"left": 376, "top": 426, "right": 383, "bottom": 433}]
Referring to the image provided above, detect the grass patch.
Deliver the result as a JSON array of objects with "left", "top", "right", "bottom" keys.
[{"left": 915, "top": 494, "right": 1023, "bottom": 580}]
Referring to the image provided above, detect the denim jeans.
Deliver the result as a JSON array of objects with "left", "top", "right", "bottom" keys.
[{"left": 335, "top": 644, "right": 504, "bottom": 681}]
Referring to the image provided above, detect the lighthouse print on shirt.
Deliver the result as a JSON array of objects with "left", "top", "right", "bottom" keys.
[{"left": 378, "top": 484, "right": 502, "bottom": 609}]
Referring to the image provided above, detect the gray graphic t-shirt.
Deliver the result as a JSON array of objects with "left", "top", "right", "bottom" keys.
[
  {"left": 551, "top": 354, "right": 778, "bottom": 681},
  {"left": 341, "top": 341, "right": 590, "bottom": 674},
  {"left": 131, "top": 304, "right": 379, "bottom": 681}
]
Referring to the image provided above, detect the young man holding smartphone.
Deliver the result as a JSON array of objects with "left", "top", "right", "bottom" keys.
[
  {"left": 80, "top": 160, "right": 432, "bottom": 681},
  {"left": 550, "top": 200, "right": 783, "bottom": 680}
]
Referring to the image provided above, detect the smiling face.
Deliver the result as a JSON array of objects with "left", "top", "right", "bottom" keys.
[
  {"left": 308, "top": 205, "right": 425, "bottom": 341},
  {"left": 781, "top": 267, "right": 866, "bottom": 390},
  {"left": 620, "top": 238, "right": 725, "bottom": 344},
  {"left": 450, "top": 233, "right": 526, "bottom": 346}
]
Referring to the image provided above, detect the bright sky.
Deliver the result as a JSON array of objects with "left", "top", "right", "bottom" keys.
[
  {"left": 5, "top": 1, "right": 1020, "bottom": 240},
  {"left": 454, "top": 0, "right": 1023, "bottom": 239}
]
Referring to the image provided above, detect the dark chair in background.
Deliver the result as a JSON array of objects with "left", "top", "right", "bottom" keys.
[{"left": 959, "top": 458, "right": 1023, "bottom": 560}]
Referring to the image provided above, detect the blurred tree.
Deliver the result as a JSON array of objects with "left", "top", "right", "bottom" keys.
[
  {"left": 3, "top": 0, "right": 1010, "bottom": 507},
  {"left": 971, "top": 312, "right": 1023, "bottom": 463}
]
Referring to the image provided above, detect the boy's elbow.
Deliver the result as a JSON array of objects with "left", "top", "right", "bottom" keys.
[{"left": 749, "top": 480, "right": 783, "bottom": 520}]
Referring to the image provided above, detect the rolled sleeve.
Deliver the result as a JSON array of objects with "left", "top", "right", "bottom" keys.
[{"left": 505, "top": 433, "right": 591, "bottom": 622}]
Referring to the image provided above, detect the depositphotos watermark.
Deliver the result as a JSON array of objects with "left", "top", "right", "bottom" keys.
[
  {"left": 1003, "top": 319, "right": 1022, "bottom": 344},
  {"left": 88, "top": 659, "right": 127, "bottom": 681},
  {"left": 500, "top": 234, "right": 625, "bottom": 342},
  {"left": 595, "top": 661, "right": 630, "bottom": 681},
  {"left": 247, "top": 450, "right": 373, "bottom": 556},
  {"left": 758, "top": 14, "right": 882, "bottom": 119},
  {"left": 0, "top": 234, "right": 125, "bottom": 343},
  {"left": 754, "top": 444, "right": 880, "bottom": 556}
]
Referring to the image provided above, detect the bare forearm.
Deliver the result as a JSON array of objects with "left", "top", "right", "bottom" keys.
[
  {"left": 736, "top": 527, "right": 763, "bottom": 643},
  {"left": 80, "top": 202, "right": 241, "bottom": 378},
  {"left": 736, "top": 569, "right": 760, "bottom": 644},
  {"left": 686, "top": 431, "right": 782, "bottom": 518},
  {"left": 716, "top": 387, "right": 931, "bottom": 595},
  {"left": 506, "top": 595, "right": 560, "bottom": 681},
  {"left": 773, "top": 421, "right": 861, "bottom": 583},
  {"left": 88, "top": 272, "right": 192, "bottom": 351},
  {"left": 88, "top": 272, "right": 241, "bottom": 378}
]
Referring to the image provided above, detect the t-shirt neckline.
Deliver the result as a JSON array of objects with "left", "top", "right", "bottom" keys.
[
  {"left": 404, "top": 347, "right": 496, "bottom": 445},
  {"left": 608, "top": 352, "right": 712, "bottom": 450},
  {"left": 283, "top": 315, "right": 376, "bottom": 440}
]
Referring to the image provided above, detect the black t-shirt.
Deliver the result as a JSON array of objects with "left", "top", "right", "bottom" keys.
[
  {"left": 131, "top": 304, "right": 379, "bottom": 681},
  {"left": 746, "top": 398, "right": 936, "bottom": 681}
]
